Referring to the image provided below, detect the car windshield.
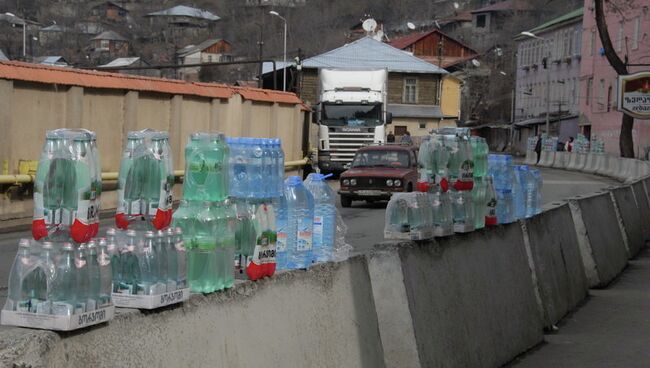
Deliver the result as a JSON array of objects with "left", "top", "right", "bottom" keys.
[
  {"left": 352, "top": 150, "right": 411, "bottom": 168},
  {"left": 322, "top": 103, "right": 382, "bottom": 127}
]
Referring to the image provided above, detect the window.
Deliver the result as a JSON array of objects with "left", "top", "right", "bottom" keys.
[
  {"left": 598, "top": 79, "right": 605, "bottom": 110},
  {"left": 633, "top": 17, "right": 640, "bottom": 50},
  {"left": 616, "top": 22, "right": 624, "bottom": 52},
  {"left": 589, "top": 29, "right": 596, "bottom": 56},
  {"left": 419, "top": 122, "right": 427, "bottom": 129},
  {"left": 476, "top": 14, "right": 486, "bottom": 28},
  {"left": 208, "top": 55, "right": 213, "bottom": 62},
  {"left": 100, "top": 40, "right": 109, "bottom": 49},
  {"left": 563, "top": 30, "right": 570, "bottom": 57},
  {"left": 586, "top": 78, "right": 593, "bottom": 106},
  {"left": 607, "top": 85, "right": 613, "bottom": 112},
  {"left": 403, "top": 77, "right": 417, "bottom": 104}
]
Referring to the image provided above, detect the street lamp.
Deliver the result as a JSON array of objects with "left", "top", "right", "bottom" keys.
[
  {"left": 5, "top": 12, "right": 25, "bottom": 59},
  {"left": 269, "top": 10, "right": 287, "bottom": 92},
  {"left": 519, "top": 31, "right": 551, "bottom": 134}
]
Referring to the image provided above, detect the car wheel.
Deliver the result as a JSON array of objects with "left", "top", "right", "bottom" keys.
[
  {"left": 406, "top": 183, "right": 413, "bottom": 192},
  {"left": 340, "top": 195, "right": 352, "bottom": 208}
]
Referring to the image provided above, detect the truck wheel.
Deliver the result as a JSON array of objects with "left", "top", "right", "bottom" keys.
[{"left": 340, "top": 195, "right": 352, "bottom": 208}]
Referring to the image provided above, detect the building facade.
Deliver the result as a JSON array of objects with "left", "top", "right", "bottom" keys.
[
  {"left": 579, "top": 0, "right": 650, "bottom": 158},
  {"left": 513, "top": 7, "right": 583, "bottom": 153}
]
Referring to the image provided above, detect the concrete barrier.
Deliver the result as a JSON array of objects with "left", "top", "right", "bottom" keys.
[
  {"left": 393, "top": 225, "right": 543, "bottom": 368},
  {"left": 524, "top": 149, "right": 537, "bottom": 166},
  {"left": 537, "top": 150, "right": 555, "bottom": 167},
  {"left": 583, "top": 153, "right": 601, "bottom": 174},
  {"left": 610, "top": 186, "right": 645, "bottom": 258},
  {"left": 631, "top": 181, "right": 650, "bottom": 241},
  {"left": 0, "top": 257, "right": 386, "bottom": 368},
  {"left": 566, "top": 152, "right": 578, "bottom": 170},
  {"left": 552, "top": 152, "right": 568, "bottom": 169},
  {"left": 569, "top": 192, "right": 628, "bottom": 288},
  {"left": 521, "top": 203, "right": 588, "bottom": 328}
]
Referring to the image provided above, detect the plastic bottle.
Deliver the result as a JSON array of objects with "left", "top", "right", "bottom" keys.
[
  {"left": 451, "top": 189, "right": 474, "bottom": 233},
  {"left": 149, "top": 132, "right": 174, "bottom": 230},
  {"left": 190, "top": 202, "right": 219, "bottom": 293},
  {"left": 50, "top": 242, "right": 77, "bottom": 315},
  {"left": 261, "top": 139, "right": 274, "bottom": 198},
  {"left": 230, "top": 138, "right": 249, "bottom": 197},
  {"left": 284, "top": 176, "right": 314, "bottom": 269},
  {"left": 184, "top": 133, "right": 229, "bottom": 202},
  {"left": 86, "top": 240, "right": 101, "bottom": 311},
  {"left": 174, "top": 228, "right": 188, "bottom": 289},
  {"left": 105, "top": 228, "right": 121, "bottom": 293},
  {"left": 249, "top": 139, "right": 264, "bottom": 198},
  {"left": 496, "top": 189, "right": 514, "bottom": 224},
  {"left": 97, "top": 238, "right": 113, "bottom": 306},
  {"left": 385, "top": 195, "right": 410, "bottom": 236},
  {"left": 235, "top": 199, "right": 257, "bottom": 258},
  {"left": 138, "top": 231, "right": 161, "bottom": 295},
  {"left": 219, "top": 201, "right": 237, "bottom": 288},
  {"left": 36, "top": 241, "right": 57, "bottom": 314},
  {"left": 304, "top": 174, "right": 336, "bottom": 263},
  {"left": 116, "top": 132, "right": 145, "bottom": 229},
  {"left": 512, "top": 166, "right": 526, "bottom": 220},
  {"left": 275, "top": 139, "right": 285, "bottom": 197},
  {"left": 472, "top": 177, "right": 486, "bottom": 230},
  {"left": 485, "top": 176, "right": 498, "bottom": 226},
  {"left": 88, "top": 131, "right": 102, "bottom": 238},
  {"left": 156, "top": 230, "right": 169, "bottom": 291},
  {"left": 429, "top": 186, "right": 453, "bottom": 237},
  {"left": 172, "top": 200, "right": 196, "bottom": 246},
  {"left": 470, "top": 136, "right": 488, "bottom": 178},
  {"left": 530, "top": 169, "right": 543, "bottom": 215},
  {"left": 165, "top": 228, "right": 179, "bottom": 291},
  {"left": 75, "top": 243, "right": 91, "bottom": 313},
  {"left": 118, "top": 230, "right": 141, "bottom": 294},
  {"left": 275, "top": 194, "right": 289, "bottom": 270}
]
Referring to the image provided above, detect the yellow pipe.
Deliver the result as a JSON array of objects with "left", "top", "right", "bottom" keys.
[{"left": 0, "top": 158, "right": 310, "bottom": 184}]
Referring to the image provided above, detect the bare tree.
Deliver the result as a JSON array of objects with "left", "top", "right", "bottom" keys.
[{"left": 594, "top": 0, "right": 633, "bottom": 157}]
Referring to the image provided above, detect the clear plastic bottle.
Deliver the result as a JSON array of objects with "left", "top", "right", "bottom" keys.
[
  {"left": 386, "top": 195, "right": 410, "bottom": 236},
  {"left": 249, "top": 138, "right": 264, "bottom": 198},
  {"left": 235, "top": 199, "right": 257, "bottom": 258},
  {"left": 184, "top": 133, "right": 229, "bottom": 202},
  {"left": 139, "top": 231, "right": 162, "bottom": 295},
  {"left": 116, "top": 131, "right": 146, "bottom": 229},
  {"left": 284, "top": 176, "right": 314, "bottom": 269},
  {"left": 275, "top": 194, "right": 289, "bottom": 270},
  {"left": 531, "top": 169, "right": 543, "bottom": 215},
  {"left": 429, "top": 186, "right": 453, "bottom": 237},
  {"left": 304, "top": 174, "right": 337, "bottom": 263},
  {"left": 496, "top": 189, "right": 514, "bottom": 224},
  {"left": 472, "top": 177, "right": 486, "bottom": 230},
  {"left": 105, "top": 228, "right": 121, "bottom": 293},
  {"left": 156, "top": 230, "right": 169, "bottom": 292},
  {"left": 165, "top": 228, "right": 179, "bottom": 291},
  {"left": 274, "top": 139, "right": 285, "bottom": 197},
  {"left": 485, "top": 176, "right": 498, "bottom": 226},
  {"left": 86, "top": 240, "right": 101, "bottom": 311},
  {"left": 513, "top": 166, "right": 527, "bottom": 220},
  {"left": 451, "top": 189, "right": 474, "bottom": 233},
  {"left": 231, "top": 138, "right": 249, "bottom": 198},
  {"left": 118, "top": 229, "right": 141, "bottom": 294},
  {"left": 219, "top": 201, "right": 237, "bottom": 288},
  {"left": 50, "top": 242, "right": 77, "bottom": 315},
  {"left": 261, "top": 139, "right": 274, "bottom": 198},
  {"left": 174, "top": 227, "right": 188, "bottom": 289},
  {"left": 75, "top": 243, "right": 90, "bottom": 313},
  {"left": 190, "top": 202, "right": 219, "bottom": 293},
  {"left": 97, "top": 238, "right": 113, "bottom": 306},
  {"left": 37, "top": 241, "right": 57, "bottom": 314}
]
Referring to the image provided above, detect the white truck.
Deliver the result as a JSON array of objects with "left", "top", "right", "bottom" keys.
[{"left": 313, "top": 68, "right": 392, "bottom": 173}]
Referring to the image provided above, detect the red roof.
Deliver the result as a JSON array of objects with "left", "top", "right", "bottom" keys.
[
  {"left": 471, "top": 0, "right": 534, "bottom": 13},
  {"left": 387, "top": 29, "right": 478, "bottom": 58},
  {"left": 0, "top": 60, "right": 304, "bottom": 105}
]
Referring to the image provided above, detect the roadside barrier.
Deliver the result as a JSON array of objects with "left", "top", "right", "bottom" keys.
[
  {"left": 551, "top": 152, "right": 568, "bottom": 169},
  {"left": 524, "top": 149, "right": 537, "bottom": 166},
  {"left": 610, "top": 186, "right": 645, "bottom": 258}
]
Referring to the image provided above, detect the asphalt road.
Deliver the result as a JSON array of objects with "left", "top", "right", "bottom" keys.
[{"left": 0, "top": 167, "right": 618, "bottom": 309}]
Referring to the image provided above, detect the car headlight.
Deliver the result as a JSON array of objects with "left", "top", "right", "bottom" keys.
[
  {"left": 350, "top": 179, "right": 357, "bottom": 186},
  {"left": 386, "top": 179, "right": 393, "bottom": 187},
  {"left": 394, "top": 179, "right": 401, "bottom": 187},
  {"left": 343, "top": 179, "right": 350, "bottom": 186}
]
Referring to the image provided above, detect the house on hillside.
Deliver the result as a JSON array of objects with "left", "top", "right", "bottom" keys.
[
  {"left": 89, "top": 31, "right": 129, "bottom": 64},
  {"left": 34, "top": 56, "right": 69, "bottom": 66},
  {"left": 90, "top": 1, "right": 129, "bottom": 22},
  {"left": 347, "top": 19, "right": 385, "bottom": 41},
  {"left": 267, "top": 37, "right": 454, "bottom": 137},
  {"left": 513, "top": 8, "right": 583, "bottom": 153},
  {"left": 471, "top": 0, "right": 538, "bottom": 52},
  {"left": 177, "top": 39, "right": 233, "bottom": 81},
  {"left": 38, "top": 24, "right": 67, "bottom": 46},
  {"left": 98, "top": 57, "right": 160, "bottom": 77},
  {"left": 145, "top": 5, "right": 220, "bottom": 40}
]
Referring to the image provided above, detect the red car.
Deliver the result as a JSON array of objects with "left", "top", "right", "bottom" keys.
[{"left": 338, "top": 145, "right": 419, "bottom": 207}]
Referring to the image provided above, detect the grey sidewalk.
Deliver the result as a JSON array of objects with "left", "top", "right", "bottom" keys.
[{"left": 511, "top": 246, "right": 650, "bottom": 367}]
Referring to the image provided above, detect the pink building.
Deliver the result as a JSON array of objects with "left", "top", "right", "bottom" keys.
[{"left": 580, "top": 0, "right": 650, "bottom": 158}]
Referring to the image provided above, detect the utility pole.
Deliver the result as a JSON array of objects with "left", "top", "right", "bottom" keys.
[{"left": 256, "top": 23, "right": 264, "bottom": 88}]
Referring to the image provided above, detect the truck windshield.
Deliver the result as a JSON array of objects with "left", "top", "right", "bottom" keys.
[
  {"left": 322, "top": 103, "right": 382, "bottom": 127},
  {"left": 352, "top": 150, "right": 411, "bottom": 168}
]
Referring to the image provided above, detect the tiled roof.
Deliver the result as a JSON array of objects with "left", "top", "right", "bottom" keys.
[
  {"left": 302, "top": 37, "right": 447, "bottom": 74},
  {"left": 177, "top": 39, "right": 226, "bottom": 58},
  {"left": 146, "top": 5, "right": 220, "bottom": 21},
  {"left": 0, "top": 60, "right": 304, "bottom": 106},
  {"left": 471, "top": 0, "right": 534, "bottom": 13}
]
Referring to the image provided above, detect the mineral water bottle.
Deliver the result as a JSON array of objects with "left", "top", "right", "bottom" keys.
[
  {"left": 418, "top": 136, "right": 433, "bottom": 186},
  {"left": 496, "top": 189, "right": 514, "bottom": 224},
  {"left": 429, "top": 186, "right": 453, "bottom": 236},
  {"left": 304, "top": 174, "right": 336, "bottom": 263},
  {"left": 190, "top": 202, "right": 219, "bottom": 292},
  {"left": 532, "top": 169, "right": 543, "bottom": 215},
  {"left": 472, "top": 177, "right": 486, "bottom": 230},
  {"left": 235, "top": 200, "right": 257, "bottom": 258},
  {"left": 249, "top": 138, "right": 264, "bottom": 198},
  {"left": 69, "top": 134, "right": 95, "bottom": 244},
  {"left": 148, "top": 132, "right": 174, "bottom": 230},
  {"left": 86, "top": 241, "right": 101, "bottom": 311},
  {"left": 513, "top": 166, "right": 526, "bottom": 220},
  {"left": 485, "top": 176, "right": 498, "bottom": 226},
  {"left": 116, "top": 131, "right": 145, "bottom": 229},
  {"left": 470, "top": 136, "right": 488, "bottom": 178},
  {"left": 275, "top": 194, "right": 289, "bottom": 269},
  {"left": 184, "top": 133, "right": 229, "bottom": 202},
  {"left": 261, "top": 139, "right": 274, "bottom": 198},
  {"left": 451, "top": 190, "right": 474, "bottom": 233},
  {"left": 75, "top": 243, "right": 91, "bottom": 313},
  {"left": 139, "top": 231, "right": 158, "bottom": 295},
  {"left": 118, "top": 230, "right": 141, "bottom": 294},
  {"left": 37, "top": 241, "right": 57, "bottom": 314},
  {"left": 88, "top": 131, "right": 102, "bottom": 238},
  {"left": 230, "top": 138, "right": 249, "bottom": 197},
  {"left": 165, "top": 228, "right": 179, "bottom": 291},
  {"left": 33, "top": 132, "right": 67, "bottom": 240},
  {"left": 50, "top": 242, "right": 77, "bottom": 315},
  {"left": 386, "top": 195, "right": 410, "bottom": 235},
  {"left": 156, "top": 230, "right": 169, "bottom": 291},
  {"left": 284, "top": 176, "right": 314, "bottom": 269},
  {"left": 219, "top": 201, "right": 237, "bottom": 288},
  {"left": 97, "top": 238, "right": 113, "bottom": 306},
  {"left": 275, "top": 139, "right": 285, "bottom": 197},
  {"left": 174, "top": 228, "right": 187, "bottom": 289},
  {"left": 11, "top": 240, "right": 47, "bottom": 313},
  {"left": 106, "top": 228, "right": 121, "bottom": 292},
  {"left": 172, "top": 200, "right": 196, "bottom": 245}
]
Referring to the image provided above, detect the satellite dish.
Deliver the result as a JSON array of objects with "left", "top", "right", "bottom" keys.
[
  {"left": 362, "top": 18, "right": 378, "bottom": 33},
  {"left": 453, "top": 2, "right": 460, "bottom": 9},
  {"left": 471, "top": 59, "right": 481, "bottom": 67},
  {"left": 407, "top": 22, "right": 416, "bottom": 30},
  {"left": 373, "top": 29, "right": 385, "bottom": 41}
]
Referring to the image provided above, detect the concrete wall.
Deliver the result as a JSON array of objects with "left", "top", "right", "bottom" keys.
[{"left": 0, "top": 81, "right": 307, "bottom": 219}]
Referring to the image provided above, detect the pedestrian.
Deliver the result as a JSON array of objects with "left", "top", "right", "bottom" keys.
[
  {"left": 386, "top": 130, "right": 395, "bottom": 143},
  {"left": 565, "top": 136, "right": 574, "bottom": 152},
  {"left": 535, "top": 134, "right": 542, "bottom": 163},
  {"left": 400, "top": 131, "right": 413, "bottom": 145}
]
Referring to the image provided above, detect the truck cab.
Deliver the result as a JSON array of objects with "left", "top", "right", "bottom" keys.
[{"left": 314, "top": 68, "right": 391, "bottom": 173}]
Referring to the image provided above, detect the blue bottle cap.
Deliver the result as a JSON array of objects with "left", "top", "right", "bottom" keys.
[{"left": 285, "top": 176, "right": 303, "bottom": 186}]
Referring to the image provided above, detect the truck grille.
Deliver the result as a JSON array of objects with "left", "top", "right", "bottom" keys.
[{"left": 329, "top": 132, "right": 375, "bottom": 162}]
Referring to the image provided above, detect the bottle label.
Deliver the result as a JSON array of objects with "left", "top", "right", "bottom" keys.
[
  {"left": 276, "top": 232, "right": 287, "bottom": 252},
  {"left": 313, "top": 216, "right": 324, "bottom": 245},
  {"left": 248, "top": 230, "right": 277, "bottom": 266},
  {"left": 460, "top": 160, "right": 474, "bottom": 180},
  {"left": 297, "top": 230, "right": 312, "bottom": 251},
  {"left": 487, "top": 198, "right": 497, "bottom": 217}
]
